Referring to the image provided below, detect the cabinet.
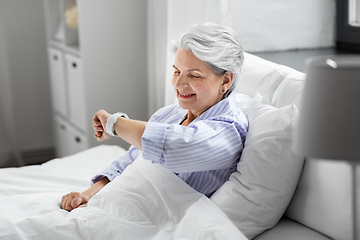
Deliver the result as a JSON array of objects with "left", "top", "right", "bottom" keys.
[
  {"left": 43, "top": 0, "right": 148, "bottom": 157},
  {"left": 48, "top": 48, "right": 67, "bottom": 117},
  {"left": 65, "top": 54, "right": 86, "bottom": 131},
  {"left": 54, "top": 116, "right": 88, "bottom": 157}
]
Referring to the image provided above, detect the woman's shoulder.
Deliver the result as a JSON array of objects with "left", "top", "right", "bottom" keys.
[
  {"left": 200, "top": 96, "right": 245, "bottom": 121},
  {"left": 206, "top": 97, "right": 248, "bottom": 129},
  {"left": 149, "top": 103, "right": 186, "bottom": 123},
  {"left": 153, "top": 103, "right": 181, "bottom": 116}
]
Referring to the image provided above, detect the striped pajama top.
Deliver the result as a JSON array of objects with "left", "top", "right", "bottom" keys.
[{"left": 92, "top": 95, "right": 248, "bottom": 197}]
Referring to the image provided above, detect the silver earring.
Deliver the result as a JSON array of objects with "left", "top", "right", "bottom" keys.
[{"left": 221, "top": 89, "right": 225, "bottom": 93}]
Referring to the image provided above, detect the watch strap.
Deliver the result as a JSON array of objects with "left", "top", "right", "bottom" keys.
[{"left": 106, "top": 112, "right": 129, "bottom": 136}]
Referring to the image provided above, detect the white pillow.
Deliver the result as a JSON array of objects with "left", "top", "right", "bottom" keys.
[
  {"left": 211, "top": 93, "right": 304, "bottom": 239},
  {"left": 232, "top": 92, "right": 269, "bottom": 105},
  {"left": 235, "top": 53, "right": 286, "bottom": 102}
]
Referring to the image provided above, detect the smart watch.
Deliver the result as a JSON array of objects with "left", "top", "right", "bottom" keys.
[{"left": 106, "top": 112, "right": 129, "bottom": 136}]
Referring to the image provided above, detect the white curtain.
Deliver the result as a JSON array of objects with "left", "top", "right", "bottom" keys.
[
  {"left": 0, "top": 14, "right": 24, "bottom": 167},
  {"left": 147, "top": 0, "right": 168, "bottom": 116}
]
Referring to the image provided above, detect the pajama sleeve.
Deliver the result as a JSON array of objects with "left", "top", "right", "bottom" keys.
[
  {"left": 141, "top": 117, "right": 246, "bottom": 173},
  {"left": 91, "top": 145, "right": 139, "bottom": 184}
]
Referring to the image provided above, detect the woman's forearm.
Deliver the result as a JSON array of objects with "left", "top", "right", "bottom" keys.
[
  {"left": 83, "top": 177, "right": 110, "bottom": 199},
  {"left": 92, "top": 110, "right": 147, "bottom": 149},
  {"left": 61, "top": 177, "right": 110, "bottom": 211},
  {"left": 114, "top": 118, "right": 146, "bottom": 150}
]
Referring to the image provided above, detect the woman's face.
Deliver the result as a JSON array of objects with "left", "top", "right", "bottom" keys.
[{"left": 172, "top": 49, "right": 231, "bottom": 118}]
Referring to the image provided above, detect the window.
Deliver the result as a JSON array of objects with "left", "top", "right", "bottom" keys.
[
  {"left": 337, "top": 0, "right": 360, "bottom": 51},
  {"left": 349, "top": 0, "right": 360, "bottom": 26}
]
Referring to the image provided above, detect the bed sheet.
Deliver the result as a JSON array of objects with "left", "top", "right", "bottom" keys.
[{"left": 0, "top": 145, "right": 247, "bottom": 240}]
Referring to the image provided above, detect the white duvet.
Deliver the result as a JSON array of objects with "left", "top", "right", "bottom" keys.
[{"left": 0, "top": 145, "right": 247, "bottom": 240}]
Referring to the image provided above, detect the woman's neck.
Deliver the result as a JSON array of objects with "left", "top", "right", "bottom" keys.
[{"left": 181, "top": 110, "right": 198, "bottom": 126}]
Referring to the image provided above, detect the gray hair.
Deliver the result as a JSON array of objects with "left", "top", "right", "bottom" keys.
[{"left": 172, "top": 22, "right": 244, "bottom": 98}]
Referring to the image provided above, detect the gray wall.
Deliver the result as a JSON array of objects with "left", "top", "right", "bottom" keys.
[
  {"left": 0, "top": 0, "right": 53, "bottom": 166},
  {"left": 0, "top": 0, "right": 149, "bottom": 165},
  {"left": 78, "top": 0, "right": 148, "bottom": 150}
]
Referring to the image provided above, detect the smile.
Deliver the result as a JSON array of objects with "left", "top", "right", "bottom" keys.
[{"left": 179, "top": 92, "right": 196, "bottom": 99}]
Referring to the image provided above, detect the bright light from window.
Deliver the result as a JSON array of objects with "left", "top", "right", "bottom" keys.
[{"left": 349, "top": 0, "right": 360, "bottom": 26}]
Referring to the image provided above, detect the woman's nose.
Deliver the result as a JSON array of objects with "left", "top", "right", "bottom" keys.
[{"left": 174, "top": 74, "right": 188, "bottom": 89}]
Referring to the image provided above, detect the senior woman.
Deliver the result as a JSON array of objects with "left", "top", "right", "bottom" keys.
[{"left": 61, "top": 22, "right": 248, "bottom": 212}]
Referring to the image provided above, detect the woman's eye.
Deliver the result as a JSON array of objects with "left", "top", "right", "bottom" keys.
[
  {"left": 190, "top": 75, "right": 201, "bottom": 79},
  {"left": 174, "top": 71, "right": 180, "bottom": 75}
]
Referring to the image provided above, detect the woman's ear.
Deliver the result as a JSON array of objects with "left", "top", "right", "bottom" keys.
[{"left": 221, "top": 72, "right": 234, "bottom": 92}]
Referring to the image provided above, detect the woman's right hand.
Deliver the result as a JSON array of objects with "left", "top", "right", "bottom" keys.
[
  {"left": 61, "top": 192, "right": 90, "bottom": 212},
  {"left": 61, "top": 177, "right": 109, "bottom": 212}
]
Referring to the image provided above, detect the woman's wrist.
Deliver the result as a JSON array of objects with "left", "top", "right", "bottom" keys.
[
  {"left": 114, "top": 117, "right": 146, "bottom": 150},
  {"left": 82, "top": 177, "right": 109, "bottom": 199},
  {"left": 106, "top": 112, "right": 129, "bottom": 136}
]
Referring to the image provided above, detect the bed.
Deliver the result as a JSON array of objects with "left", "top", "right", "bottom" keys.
[
  {"left": 0, "top": 145, "right": 249, "bottom": 239},
  {"left": 0, "top": 52, "right": 307, "bottom": 239}
]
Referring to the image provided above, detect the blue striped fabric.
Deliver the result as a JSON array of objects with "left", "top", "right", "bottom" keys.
[{"left": 92, "top": 95, "right": 248, "bottom": 197}]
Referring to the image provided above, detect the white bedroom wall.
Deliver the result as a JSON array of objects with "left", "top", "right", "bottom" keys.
[
  {"left": 162, "top": 0, "right": 337, "bottom": 106},
  {"left": 231, "top": 0, "right": 336, "bottom": 52}
]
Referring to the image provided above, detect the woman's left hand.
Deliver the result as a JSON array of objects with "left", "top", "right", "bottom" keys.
[{"left": 93, "top": 110, "right": 111, "bottom": 141}]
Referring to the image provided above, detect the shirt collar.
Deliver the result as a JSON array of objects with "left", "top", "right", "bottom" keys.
[{"left": 189, "top": 94, "right": 236, "bottom": 123}]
